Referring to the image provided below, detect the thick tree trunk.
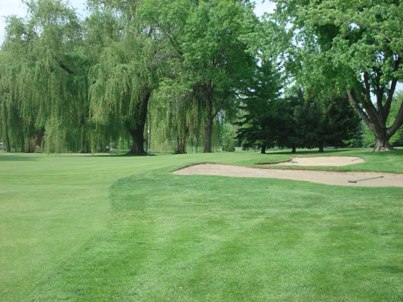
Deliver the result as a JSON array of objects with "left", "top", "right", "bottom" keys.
[
  {"left": 126, "top": 89, "right": 151, "bottom": 156},
  {"left": 260, "top": 145, "right": 266, "bottom": 154},
  {"left": 175, "top": 136, "right": 187, "bottom": 154},
  {"left": 291, "top": 145, "right": 296, "bottom": 153},
  {"left": 175, "top": 145, "right": 186, "bottom": 154},
  {"left": 373, "top": 137, "right": 393, "bottom": 152},
  {"left": 28, "top": 138, "right": 36, "bottom": 153},
  {"left": 128, "top": 128, "right": 146, "bottom": 155},
  {"left": 372, "top": 126, "right": 393, "bottom": 152},
  {"left": 318, "top": 145, "right": 324, "bottom": 153},
  {"left": 346, "top": 88, "right": 402, "bottom": 152},
  {"left": 28, "top": 130, "right": 44, "bottom": 153}
]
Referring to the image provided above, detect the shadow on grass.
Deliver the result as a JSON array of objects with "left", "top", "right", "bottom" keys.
[
  {"left": 0, "top": 151, "right": 160, "bottom": 160},
  {"left": 359, "top": 149, "right": 403, "bottom": 156},
  {"left": 62, "top": 152, "right": 159, "bottom": 157},
  {"left": 378, "top": 266, "right": 403, "bottom": 274},
  {"left": 262, "top": 148, "right": 352, "bottom": 155},
  {"left": 0, "top": 154, "right": 38, "bottom": 161}
]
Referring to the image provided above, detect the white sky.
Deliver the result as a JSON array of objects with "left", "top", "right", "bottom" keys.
[
  {"left": 254, "top": 0, "right": 276, "bottom": 17},
  {"left": 0, "top": 0, "right": 87, "bottom": 43},
  {"left": 0, "top": 0, "right": 25, "bottom": 44},
  {"left": 0, "top": 0, "right": 275, "bottom": 44}
]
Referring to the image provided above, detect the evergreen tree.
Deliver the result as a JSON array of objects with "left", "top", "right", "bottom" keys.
[{"left": 237, "top": 59, "right": 282, "bottom": 153}]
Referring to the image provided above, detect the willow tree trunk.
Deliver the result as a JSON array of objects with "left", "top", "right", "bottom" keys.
[
  {"left": 175, "top": 136, "right": 187, "bottom": 154},
  {"left": 28, "top": 130, "right": 44, "bottom": 153},
  {"left": 127, "top": 90, "right": 151, "bottom": 155},
  {"left": 128, "top": 128, "right": 146, "bottom": 155}
]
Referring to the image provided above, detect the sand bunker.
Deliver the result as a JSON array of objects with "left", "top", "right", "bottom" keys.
[
  {"left": 270, "top": 156, "right": 365, "bottom": 167},
  {"left": 174, "top": 164, "right": 403, "bottom": 187}
]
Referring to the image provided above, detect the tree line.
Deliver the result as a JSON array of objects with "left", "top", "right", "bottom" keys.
[{"left": 0, "top": 0, "right": 402, "bottom": 154}]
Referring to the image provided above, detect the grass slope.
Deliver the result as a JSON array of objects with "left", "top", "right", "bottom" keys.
[{"left": 0, "top": 149, "right": 402, "bottom": 301}]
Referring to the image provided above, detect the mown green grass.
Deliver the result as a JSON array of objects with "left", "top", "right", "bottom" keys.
[{"left": 0, "top": 149, "right": 402, "bottom": 301}]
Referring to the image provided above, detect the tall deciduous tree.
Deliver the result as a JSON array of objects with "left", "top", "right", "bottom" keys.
[
  {"left": 271, "top": 0, "right": 403, "bottom": 151},
  {"left": 139, "top": 0, "right": 257, "bottom": 152}
]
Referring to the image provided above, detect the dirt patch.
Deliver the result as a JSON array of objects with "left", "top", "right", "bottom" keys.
[
  {"left": 174, "top": 163, "right": 403, "bottom": 187},
  {"left": 269, "top": 156, "right": 365, "bottom": 167}
]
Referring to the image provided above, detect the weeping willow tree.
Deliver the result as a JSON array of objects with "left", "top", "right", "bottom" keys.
[
  {"left": 0, "top": 0, "right": 89, "bottom": 153},
  {"left": 0, "top": 16, "right": 42, "bottom": 152},
  {"left": 149, "top": 78, "right": 204, "bottom": 153},
  {"left": 87, "top": 0, "right": 164, "bottom": 155},
  {"left": 0, "top": 51, "right": 24, "bottom": 152}
]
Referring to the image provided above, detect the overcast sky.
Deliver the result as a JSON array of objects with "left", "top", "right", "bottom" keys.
[{"left": 0, "top": 0, "right": 275, "bottom": 44}]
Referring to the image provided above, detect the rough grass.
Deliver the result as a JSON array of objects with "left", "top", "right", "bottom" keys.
[{"left": 0, "top": 149, "right": 402, "bottom": 301}]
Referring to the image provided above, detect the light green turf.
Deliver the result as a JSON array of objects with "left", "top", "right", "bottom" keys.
[{"left": 0, "top": 149, "right": 402, "bottom": 301}]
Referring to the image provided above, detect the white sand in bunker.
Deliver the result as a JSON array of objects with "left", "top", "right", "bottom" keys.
[
  {"left": 174, "top": 164, "right": 403, "bottom": 187},
  {"left": 270, "top": 156, "right": 365, "bottom": 166}
]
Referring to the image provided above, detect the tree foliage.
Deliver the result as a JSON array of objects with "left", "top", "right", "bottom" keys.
[
  {"left": 238, "top": 83, "right": 360, "bottom": 153},
  {"left": 0, "top": 0, "right": 89, "bottom": 153},
  {"left": 87, "top": 0, "right": 165, "bottom": 155},
  {"left": 139, "top": 0, "right": 257, "bottom": 152},
  {"left": 1, "top": 0, "right": 394, "bottom": 154},
  {"left": 270, "top": 0, "right": 403, "bottom": 151},
  {"left": 236, "top": 59, "right": 283, "bottom": 153},
  {"left": 149, "top": 78, "right": 204, "bottom": 154}
]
